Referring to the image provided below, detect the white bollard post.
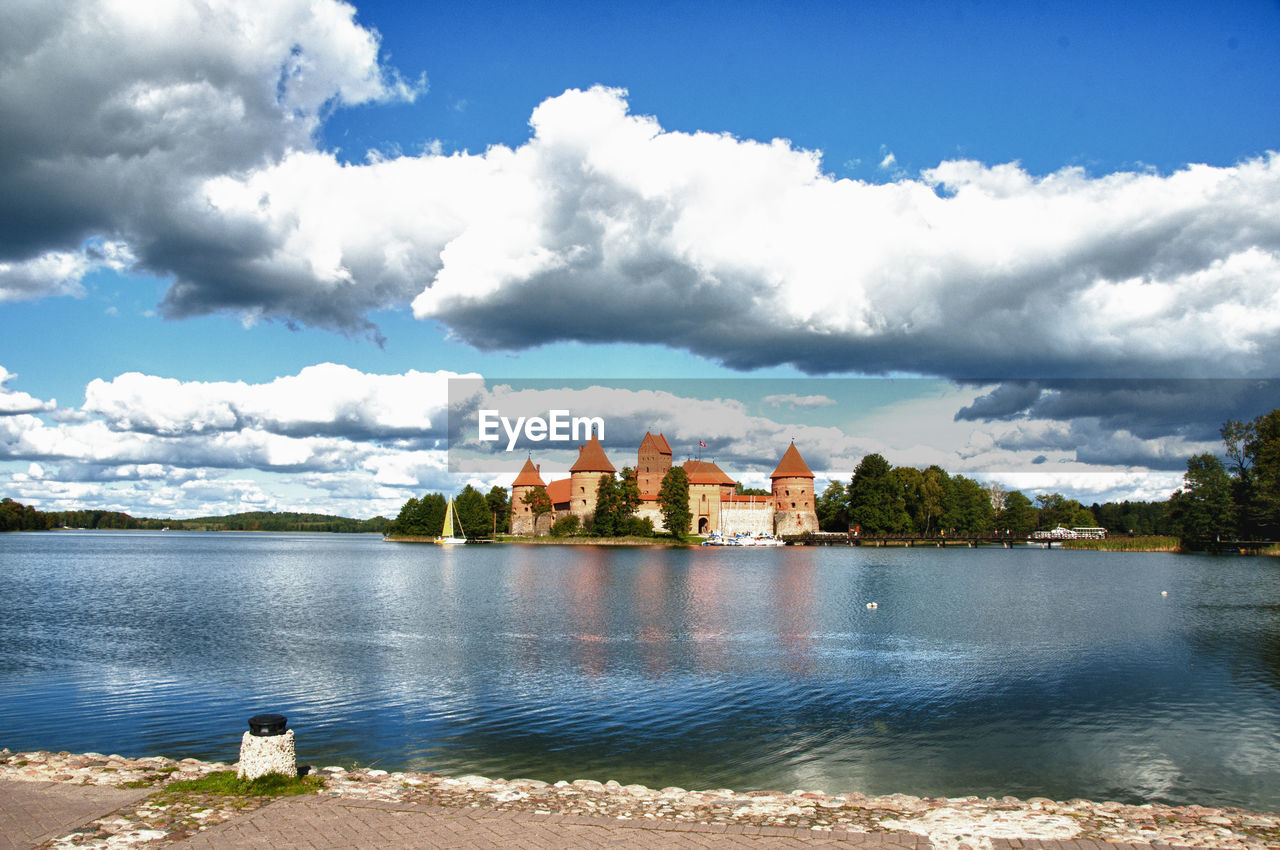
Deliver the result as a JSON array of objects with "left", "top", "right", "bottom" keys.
[{"left": 237, "top": 713, "right": 296, "bottom": 780}]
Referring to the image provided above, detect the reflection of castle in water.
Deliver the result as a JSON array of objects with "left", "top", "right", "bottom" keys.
[{"left": 510, "top": 432, "right": 819, "bottom": 537}]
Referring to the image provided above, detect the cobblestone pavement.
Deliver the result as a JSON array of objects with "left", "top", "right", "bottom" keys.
[
  {"left": 175, "top": 797, "right": 932, "bottom": 849},
  {"left": 4, "top": 751, "right": 1276, "bottom": 850},
  {"left": 0, "top": 781, "right": 152, "bottom": 850}
]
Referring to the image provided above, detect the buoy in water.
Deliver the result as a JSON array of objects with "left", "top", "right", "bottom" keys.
[
  {"left": 1161, "top": 590, "right": 1168, "bottom": 597},
  {"left": 866, "top": 602, "right": 879, "bottom": 609}
]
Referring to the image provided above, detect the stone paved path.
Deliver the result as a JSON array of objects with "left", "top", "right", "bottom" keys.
[
  {"left": 173, "top": 796, "right": 933, "bottom": 848},
  {"left": 0, "top": 781, "right": 152, "bottom": 850},
  {"left": 0, "top": 777, "right": 1230, "bottom": 850}
]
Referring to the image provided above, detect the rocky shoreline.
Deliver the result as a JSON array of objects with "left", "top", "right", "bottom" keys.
[{"left": 3, "top": 748, "right": 1277, "bottom": 849}]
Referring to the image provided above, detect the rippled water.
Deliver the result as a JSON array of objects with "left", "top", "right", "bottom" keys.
[{"left": 2, "top": 531, "right": 1278, "bottom": 809}]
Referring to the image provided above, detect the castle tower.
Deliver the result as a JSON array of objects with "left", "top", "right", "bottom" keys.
[
  {"left": 569, "top": 434, "right": 616, "bottom": 519},
  {"left": 770, "top": 442, "right": 819, "bottom": 536},
  {"left": 682, "top": 459, "right": 736, "bottom": 535},
  {"left": 510, "top": 457, "right": 547, "bottom": 536},
  {"left": 636, "top": 431, "right": 672, "bottom": 498}
]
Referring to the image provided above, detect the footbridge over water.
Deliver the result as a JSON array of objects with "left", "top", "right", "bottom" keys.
[{"left": 784, "top": 532, "right": 1091, "bottom": 548}]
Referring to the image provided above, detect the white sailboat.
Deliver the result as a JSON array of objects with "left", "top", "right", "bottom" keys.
[{"left": 435, "top": 497, "right": 467, "bottom": 545}]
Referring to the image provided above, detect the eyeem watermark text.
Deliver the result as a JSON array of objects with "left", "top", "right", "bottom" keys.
[{"left": 477, "top": 409, "right": 605, "bottom": 451}]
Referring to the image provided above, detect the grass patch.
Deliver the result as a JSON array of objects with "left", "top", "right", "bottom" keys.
[
  {"left": 163, "top": 770, "right": 322, "bottom": 797},
  {"left": 117, "top": 779, "right": 155, "bottom": 788},
  {"left": 1060, "top": 535, "right": 1180, "bottom": 552}
]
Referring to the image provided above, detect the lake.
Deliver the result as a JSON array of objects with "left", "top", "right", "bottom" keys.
[{"left": 1, "top": 531, "right": 1278, "bottom": 810}]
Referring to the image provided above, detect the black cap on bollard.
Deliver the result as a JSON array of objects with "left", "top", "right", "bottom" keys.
[{"left": 247, "top": 713, "right": 288, "bottom": 736}]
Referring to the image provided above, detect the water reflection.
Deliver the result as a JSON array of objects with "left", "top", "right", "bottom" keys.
[{"left": 1, "top": 532, "right": 1278, "bottom": 809}]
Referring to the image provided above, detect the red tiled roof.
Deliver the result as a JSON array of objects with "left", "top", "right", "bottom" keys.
[
  {"left": 770, "top": 442, "right": 815, "bottom": 479},
  {"left": 570, "top": 435, "right": 616, "bottom": 473},
  {"left": 546, "top": 479, "right": 571, "bottom": 505},
  {"left": 682, "top": 459, "right": 736, "bottom": 486},
  {"left": 639, "top": 431, "right": 673, "bottom": 456},
  {"left": 511, "top": 458, "right": 546, "bottom": 487}
]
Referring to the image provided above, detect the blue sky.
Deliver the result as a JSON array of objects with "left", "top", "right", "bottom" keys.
[{"left": 1, "top": 0, "right": 1278, "bottom": 518}]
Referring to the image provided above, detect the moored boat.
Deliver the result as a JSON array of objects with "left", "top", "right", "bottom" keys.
[{"left": 435, "top": 497, "right": 467, "bottom": 545}]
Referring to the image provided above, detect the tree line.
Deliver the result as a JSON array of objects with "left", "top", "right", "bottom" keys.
[
  {"left": 1168, "top": 409, "right": 1280, "bottom": 546},
  {"left": 385, "top": 485, "right": 511, "bottom": 538},
  {"left": 0, "top": 500, "right": 388, "bottom": 534},
  {"left": 816, "top": 454, "right": 1115, "bottom": 538}
]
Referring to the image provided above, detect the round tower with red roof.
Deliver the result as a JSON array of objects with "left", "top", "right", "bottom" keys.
[
  {"left": 510, "top": 457, "right": 548, "bottom": 536},
  {"left": 770, "top": 442, "right": 819, "bottom": 536},
  {"left": 569, "top": 433, "right": 616, "bottom": 520}
]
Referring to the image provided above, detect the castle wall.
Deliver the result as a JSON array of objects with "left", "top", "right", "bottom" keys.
[
  {"left": 719, "top": 503, "right": 774, "bottom": 536},
  {"left": 636, "top": 501, "right": 665, "bottom": 533}
]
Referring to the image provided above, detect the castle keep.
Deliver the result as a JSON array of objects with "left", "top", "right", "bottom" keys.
[{"left": 510, "top": 434, "right": 819, "bottom": 537}]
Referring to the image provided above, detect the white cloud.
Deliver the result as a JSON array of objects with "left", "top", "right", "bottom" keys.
[
  {"left": 148, "top": 86, "right": 1280, "bottom": 377},
  {"left": 83, "top": 363, "right": 466, "bottom": 440},
  {"left": 0, "top": 367, "right": 56, "bottom": 414},
  {"left": 762, "top": 393, "right": 837, "bottom": 409},
  {"left": 3, "top": 5, "right": 1276, "bottom": 380},
  {"left": 2, "top": 370, "right": 1227, "bottom": 517},
  {"left": 0, "top": 0, "right": 419, "bottom": 317},
  {"left": 1, "top": 364, "right": 466, "bottom": 517}
]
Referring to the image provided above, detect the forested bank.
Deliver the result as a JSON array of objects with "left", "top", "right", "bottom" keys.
[{"left": 0, "top": 500, "right": 387, "bottom": 534}]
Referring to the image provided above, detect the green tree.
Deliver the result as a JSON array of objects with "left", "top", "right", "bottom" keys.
[
  {"left": 942, "top": 475, "right": 995, "bottom": 534},
  {"left": 521, "top": 485, "right": 553, "bottom": 535},
  {"left": 816, "top": 480, "right": 849, "bottom": 532},
  {"left": 847, "top": 453, "right": 909, "bottom": 535},
  {"left": 1169, "top": 453, "right": 1237, "bottom": 546},
  {"left": 388, "top": 497, "right": 420, "bottom": 535},
  {"left": 658, "top": 466, "right": 692, "bottom": 540},
  {"left": 485, "top": 486, "right": 510, "bottom": 534},
  {"left": 550, "top": 514, "right": 581, "bottom": 537},
  {"left": 1243, "top": 410, "right": 1280, "bottom": 537},
  {"left": 455, "top": 485, "right": 491, "bottom": 538},
  {"left": 617, "top": 467, "right": 641, "bottom": 522},
  {"left": 591, "top": 472, "right": 621, "bottom": 536},
  {"left": 996, "top": 491, "right": 1038, "bottom": 535},
  {"left": 1033, "top": 493, "right": 1094, "bottom": 531},
  {"left": 416, "top": 493, "right": 447, "bottom": 536},
  {"left": 892, "top": 466, "right": 924, "bottom": 533}
]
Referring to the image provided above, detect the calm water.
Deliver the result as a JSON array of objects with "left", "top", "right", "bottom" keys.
[{"left": 1, "top": 531, "right": 1278, "bottom": 809}]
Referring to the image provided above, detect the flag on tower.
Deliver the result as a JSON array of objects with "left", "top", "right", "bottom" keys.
[{"left": 698, "top": 440, "right": 707, "bottom": 447}]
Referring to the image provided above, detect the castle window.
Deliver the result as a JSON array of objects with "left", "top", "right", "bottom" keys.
[{"left": 791, "top": 502, "right": 796, "bottom": 509}]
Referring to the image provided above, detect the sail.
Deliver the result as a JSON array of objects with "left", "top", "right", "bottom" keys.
[{"left": 442, "top": 498, "right": 455, "bottom": 537}]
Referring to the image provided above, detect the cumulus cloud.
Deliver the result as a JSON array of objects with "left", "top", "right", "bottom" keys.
[
  {"left": 955, "top": 378, "right": 1280, "bottom": 464},
  {"left": 83, "top": 362, "right": 459, "bottom": 441},
  {"left": 0, "top": 364, "right": 467, "bottom": 517},
  {"left": 0, "top": 367, "right": 56, "bottom": 414},
  {"left": 147, "top": 86, "right": 1280, "bottom": 377},
  {"left": 0, "top": 0, "right": 419, "bottom": 324},
  {"left": 5, "top": 4, "right": 1277, "bottom": 379}
]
